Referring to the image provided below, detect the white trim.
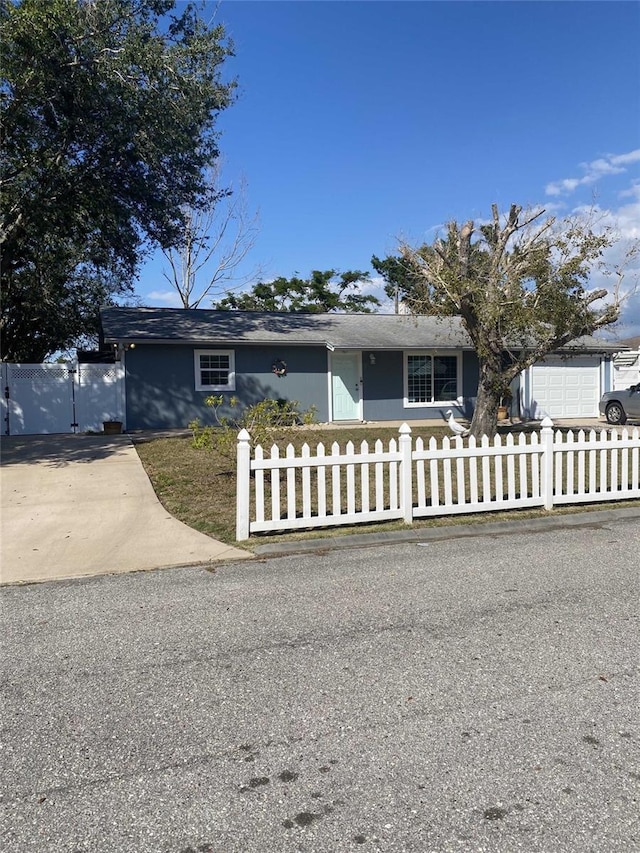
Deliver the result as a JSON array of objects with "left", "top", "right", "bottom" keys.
[
  {"left": 355, "top": 350, "right": 363, "bottom": 420},
  {"left": 403, "top": 351, "right": 462, "bottom": 408},
  {"left": 119, "top": 349, "right": 128, "bottom": 430},
  {"left": 194, "top": 349, "right": 236, "bottom": 392}
]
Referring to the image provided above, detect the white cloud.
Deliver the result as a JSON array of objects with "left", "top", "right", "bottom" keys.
[
  {"left": 572, "top": 199, "right": 640, "bottom": 336},
  {"left": 144, "top": 289, "right": 182, "bottom": 307},
  {"left": 538, "top": 201, "right": 567, "bottom": 215},
  {"left": 613, "top": 197, "right": 640, "bottom": 241},
  {"left": 357, "top": 274, "right": 385, "bottom": 296},
  {"left": 540, "top": 148, "right": 640, "bottom": 335},
  {"left": 619, "top": 181, "right": 640, "bottom": 201},
  {"left": 545, "top": 148, "right": 640, "bottom": 196},
  {"left": 365, "top": 276, "right": 399, "bottom": 314},
  {"left": 611, "top": 150, "right": 640, "bottom": 167}
]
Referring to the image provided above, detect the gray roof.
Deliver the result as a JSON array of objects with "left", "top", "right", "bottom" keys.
[{"left": 100, "top": 307, "right": 621, "bottom": 353}]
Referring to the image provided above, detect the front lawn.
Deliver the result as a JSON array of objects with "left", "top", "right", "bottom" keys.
[
  {"left": 134, "top": 425, "right": 444, "bottom": 544},
  {"left": 133, "top": 424, "right": 640, "bottom": 547}
]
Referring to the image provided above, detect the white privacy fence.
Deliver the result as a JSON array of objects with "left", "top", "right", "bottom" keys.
[
  {"left": 1, "top": 362, "right": 125, "bottom": 435},
  {"left": 235, "top": 420, "right": 640, "bottom": 540}
]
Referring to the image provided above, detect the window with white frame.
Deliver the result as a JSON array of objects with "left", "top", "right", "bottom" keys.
[
  {"left": 194, "top": 349, "right": 235, "bottom": 391},
  {"left": 404, "top": 352, "right": 460, "bottom": 405}
]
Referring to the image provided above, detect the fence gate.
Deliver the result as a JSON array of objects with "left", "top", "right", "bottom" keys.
[{"left": 1, "top": 362, "right": 125, "bottom": 435}]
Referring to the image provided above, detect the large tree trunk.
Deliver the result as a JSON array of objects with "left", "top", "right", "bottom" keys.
[{"left": 470, "top": 359, "right": 503, "bottom": 439}]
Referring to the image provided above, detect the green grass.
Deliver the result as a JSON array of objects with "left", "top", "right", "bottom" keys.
[{"left": 134, "top": 424, "right": 640, "bottom": 548}]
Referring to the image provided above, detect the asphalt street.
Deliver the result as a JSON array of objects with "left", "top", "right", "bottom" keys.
[{"left": 1, "top": 516, "right": 639, "bottom": 853}]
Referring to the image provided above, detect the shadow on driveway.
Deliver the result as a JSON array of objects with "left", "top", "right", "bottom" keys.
[{"left": 0, "top": 433, "right": 133, "bottom": 468}]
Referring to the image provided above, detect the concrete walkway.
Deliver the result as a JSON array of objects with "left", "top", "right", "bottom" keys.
[{"left": 0, "top": 434, "right": 250, "bottom": 585}]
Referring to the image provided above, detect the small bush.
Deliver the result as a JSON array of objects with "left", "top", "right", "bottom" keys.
[{"left": 189, "top": 396, "right": 317, "bottom": 457}]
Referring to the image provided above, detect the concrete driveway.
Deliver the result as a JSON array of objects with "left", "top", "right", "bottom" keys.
[{"left": 0, "top": 434, "right": 250, "bottom": 584}]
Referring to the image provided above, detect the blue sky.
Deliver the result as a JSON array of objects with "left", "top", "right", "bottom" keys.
[{"left": 139, "top": 0, "right": 640, "bottom": 337}]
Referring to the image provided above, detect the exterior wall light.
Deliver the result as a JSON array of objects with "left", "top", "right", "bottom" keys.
[{"left": 272, "top": 359, "right": 287, "bottom": 377}]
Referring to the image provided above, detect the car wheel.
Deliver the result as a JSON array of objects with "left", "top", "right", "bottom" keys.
[{"left": 605, "top": 402, "right": 627, "bottom": 425}]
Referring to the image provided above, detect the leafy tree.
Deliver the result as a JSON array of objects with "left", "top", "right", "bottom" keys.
[
  {"left": 1, "top": 0, "right": 235, "bottom": 360},
  {"left": 215, "top": 269, "right": 380, "bottom": 313},
  {"left": 371, "top": 253, "right": 421, "bottom": 313},
  {"left": 395, "top": 204, "right": 634, "bottom": 437},
  {"left": 161, "top": 165, "right": 261, "bottom": 309}
]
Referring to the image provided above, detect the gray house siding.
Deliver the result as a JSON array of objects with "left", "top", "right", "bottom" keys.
[
  {"left": 125, "top": 344, "right": 329, "bottom": 430},
  {"left": 235, "top": 345, "right": 329, "bottom": 421},
  {"left": 101, "top": 308, "right": 620, "bottom": 429},
  {"left": 124, "top": 344, "right": 483, "bottom": 429},
  {"left": 361, "top": 350, "right": 402, "bottom": 421},
  {"left": 361, "top": 350, "right": 479, "bottom": 421}
]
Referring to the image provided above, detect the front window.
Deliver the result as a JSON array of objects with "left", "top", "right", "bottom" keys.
[
  {"left": 194, "top": 349, "right": 235, "bottom": 391},
  {"left": 405, "top": 353, "right": 459, "bottom": 405}
]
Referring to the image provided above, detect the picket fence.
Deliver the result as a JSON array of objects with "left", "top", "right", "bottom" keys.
[{"left": 235, "top": 419, "right": 640, "bottom": 540}]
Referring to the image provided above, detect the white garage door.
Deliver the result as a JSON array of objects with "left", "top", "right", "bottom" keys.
[{"left": 530, "top": 357, "right": 600, "bottom": 419}]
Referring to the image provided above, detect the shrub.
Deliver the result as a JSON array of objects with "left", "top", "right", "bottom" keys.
[{"left": 189, "top": 396, "right": 317, "bottom": 457}]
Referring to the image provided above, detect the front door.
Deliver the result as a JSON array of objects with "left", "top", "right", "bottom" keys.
[{"left": 331, "top": 351, "right": 361, "bottom": 421}]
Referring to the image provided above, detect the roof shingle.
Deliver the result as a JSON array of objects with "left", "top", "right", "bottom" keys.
[{"left": 100, "top": 307, "right": 621, "bottom": 353}]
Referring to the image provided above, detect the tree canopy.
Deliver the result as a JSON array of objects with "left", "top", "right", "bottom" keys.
[
  {"left": 371, "top": 253, "right": 420, "bottom": 313},
  {"left": 388, "top": 204, "right": 631, "bottom": 437},
  {"left": 214, "top": 270, "right": 380, "bottom": 313},
  {"left": 1, "top": 0, "right": 235, "bottom": 360}
]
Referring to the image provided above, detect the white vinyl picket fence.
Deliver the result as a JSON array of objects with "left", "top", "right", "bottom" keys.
[{"left": 235, "top": 419, "right": 640, "bottom": 540}]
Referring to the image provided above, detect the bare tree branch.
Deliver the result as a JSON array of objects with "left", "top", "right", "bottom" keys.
[{"left": 161, "top": 165, "right": 261, "bottom": 308}]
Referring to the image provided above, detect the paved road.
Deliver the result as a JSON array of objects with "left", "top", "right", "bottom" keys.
[{"left": 2, "top": 517, "right": 639, "bottom": 852}]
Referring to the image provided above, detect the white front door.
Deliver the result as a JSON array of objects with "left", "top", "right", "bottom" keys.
[{"left": 331, "top": 351, "right": 361, "bottom": 421}]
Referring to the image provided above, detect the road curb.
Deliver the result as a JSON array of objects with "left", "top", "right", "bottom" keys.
[{"left": 252, "top": 504, "right": 640, "bottom": 557}]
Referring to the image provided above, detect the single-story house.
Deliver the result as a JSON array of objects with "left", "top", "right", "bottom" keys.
[{"left": 99, "top": 307, "right": 622, "bottom": 431}]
